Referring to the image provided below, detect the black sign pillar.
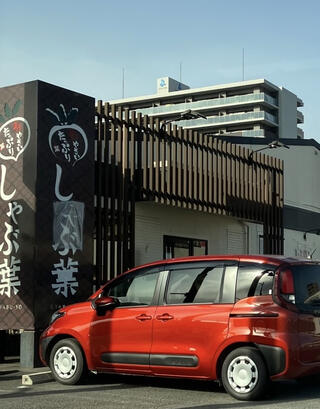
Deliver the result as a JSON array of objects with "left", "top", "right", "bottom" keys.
[{"left": 0, "top": 81, "right": 95, "bottom": 367}]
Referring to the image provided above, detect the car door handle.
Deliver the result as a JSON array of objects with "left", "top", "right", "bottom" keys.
[
  {"left": 136, "top": 314, "right": 152, "bottom": 321},
  {"left": 156, "top": 313, "right": 173, "bottom": 321}
]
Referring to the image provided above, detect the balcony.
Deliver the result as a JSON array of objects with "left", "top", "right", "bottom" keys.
[
  {"left": 226, "top": 129, "right": 266, "bottom": 137},
  {"left": 175, "top": 111, "right": 278, "bottom": 130},
  {"left": 136, "top": 92, "right": 278, "bottom": 118},
  {"left": 297, "top": 127, "right": 304, "bottom": 139},
  {"left": 297, "top": 110, "right": 304, "bottom": 124},
  {"left": 297, "top": 97, "right": 304, "bottom": 107}
]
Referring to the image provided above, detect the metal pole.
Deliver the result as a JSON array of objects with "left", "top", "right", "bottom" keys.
[
  {"left": 242, "top": 48, "right": 245, "bottom": 81},
  {"left": 122, "top": 67, "right": 125, "bottom": 98}
]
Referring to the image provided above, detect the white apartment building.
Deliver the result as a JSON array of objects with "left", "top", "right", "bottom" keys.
[{"left": 111, "top": 77, "right": 304, "bottom": 140}]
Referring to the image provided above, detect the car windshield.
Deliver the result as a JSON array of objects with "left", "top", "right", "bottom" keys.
[{"left": 291, "top": 264, "right": 320, "bottom": 310}]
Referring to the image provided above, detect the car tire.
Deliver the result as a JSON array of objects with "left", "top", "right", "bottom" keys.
[
  {"left": 221, "top": 347, "right": 269, "bottom": 401},
  {"left": 50, "top": 338, "right": 86, "bottom": 385}
]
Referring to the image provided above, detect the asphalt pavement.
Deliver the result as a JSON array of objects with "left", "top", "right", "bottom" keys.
[
  {"left": 2, "top": 358, "right": 320, "bottom": 409},
  {"left": 0, "top": 357, "right": 51, "bottom": 389}
]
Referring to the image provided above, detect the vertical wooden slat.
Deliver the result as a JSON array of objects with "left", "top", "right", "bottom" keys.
[
  {"left": 188, "top": 130, "right": 193, "bottom": 209},
  {"left": 248, "top": 148, "right": 253, "bottom": 219},
  {"left": 130, "top": 111, "right": 136, "bottom": 181},
  {"left": 193, "top": 132, "right": 198, "bottom": 210},
  {"left": 154, "top": 118, "right": 160, "bottom": 202},
  {"left": 129, "top": 110, "right": 136, "bottom": 269},
  {"left": 240, "top": 146, "right": 244, "bottom": 217},
  {"left": 109, "top": 104, "right": 116, "bottom": 278},
  {"left": 171, "top": 125, "right": 177, "bottom": 206},
  {"left": 122, "top": 109, "right": 130, "bottom": 271},
  {"left": 203, "top": 134, "right": 208, "bottom": 212},
  {"left": 208, "top": 136, "right": 213, "bottom": 213},
  {"left": 226, "top": 142, "right": 232, "bottom": 214},
  {"left": 149, "top": 117, "right": 154, "bottom": 194},
  {"left": 143, "top": 115, "right": 148, "bottom": 197},
  {"left": 165, "top": 125, "right": 170, "bottom": 205},
  {"left": 279, "top": 158, "right": 284, "bottom": 254},
  {"left": 136, "top": 113, "right": 143, "bottom": 199},
  {"left": 231, "top": 144, "right": 236, "bottom": 200},
  {"left": 103, "top": 102, "right": 111, "bottom": 282},
  {"left": 235, "top": 145, "right": 240, "bottom": 203},
  {"left": 160, "top": 123, "right": 166, "bottom": 203},
  {"left": 252, "top": 153, "right": 257, "bottom": 206},
  {"left": 177, "top": 127, "right": 183, "bottom": 206},
  {"left": 244, "top": 148, "right": 249, "bottom": 220},
  {"left": 95, "top": 101, "right": 103, "bottom": 286},
  {"left": 256, "top": 153, "right": 261, "bottom": 206},
  {"left": 262, "top": 154, "right": 266, "bottom": 206},
  {"left": 213, "top": 139, "right": 218, "bottom": 213},
  {"left": 217, "top": 139, "right": 223, "bottom": 214},
  {"left": 182, "top": 128, "right": 188, "bottom": 208},
  {"left": 222, "top": 140, "right": 227, "bottom": 214},
  {"left": 272, "top": 156, "right": 276, "bottom": 254},
  {"left": 116, "top": 106, "right": 123, "bottom": 275},
  {"left": 167, "top": 125, "right": 173, "bottom": 205},
  {"left": 198, "top": 133, "right": 203, "bottom": 212}
]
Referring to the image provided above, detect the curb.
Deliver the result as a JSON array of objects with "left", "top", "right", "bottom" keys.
[{"left": 21, "top": 371, "right": 53, "bottom": 385}]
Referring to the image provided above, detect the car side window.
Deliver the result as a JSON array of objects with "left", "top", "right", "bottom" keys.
[
  {"left": 165, "top": 263, "right": 237, "bottom": 304},
  {"left": 104, "top": 268, "right": 160, "bottom": 306},
  {"left": 236, "top": 262, "right": 275, "bottom": 301}
]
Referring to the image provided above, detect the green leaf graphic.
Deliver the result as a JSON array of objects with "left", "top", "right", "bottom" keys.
[
  {"left": 0, "top": 114, "right": 5, "bottom": 123},
  {"left": 4, "top": 103, "right": 12, "bottom": 119},
  {"left": 12, "top": 100, "right": 21, "bottom": 116}
]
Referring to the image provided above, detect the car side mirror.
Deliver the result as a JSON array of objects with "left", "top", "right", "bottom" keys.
[{"left": 94, "top": 296, "right": 119, "bottom": 315}]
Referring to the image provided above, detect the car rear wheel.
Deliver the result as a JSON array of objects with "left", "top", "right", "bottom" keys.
[
  {"left": 50, "top": 338, "right": 86, "bottom": 385},
  {"left": 221, "top": 347, "right": 268, "bottom": 400}
]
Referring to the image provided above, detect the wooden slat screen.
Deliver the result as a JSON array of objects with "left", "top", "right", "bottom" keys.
[{"left": 95, "top": 102, "right": 284, "bottom": 283}]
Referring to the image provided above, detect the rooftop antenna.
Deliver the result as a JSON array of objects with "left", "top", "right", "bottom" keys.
[
  {"left": 179, "top": 61, "right": 182, "bottom": 82},
  {"left": 242, "top": 48, "right": 245, "bottom": 81},
  {"left": 122, "top": 67, "right": 125, "bottom": 98}
]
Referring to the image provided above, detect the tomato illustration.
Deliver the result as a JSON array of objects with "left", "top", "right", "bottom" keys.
[{"left": 0, "top": 101, "right": 31, "bottom": 162}]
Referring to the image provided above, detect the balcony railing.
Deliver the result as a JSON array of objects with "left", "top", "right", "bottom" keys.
[
  {"left": 297, "top": 110, "right": 304, "bottom": 124},
  {"left": 297, "top": 127, "right": 304, "bottom": 139},
  {"left": 176, "top": 111, "right": 278, "bottom": 129},
  {"left": 136, "top": 92, "right": 278, "bottom": 118}
]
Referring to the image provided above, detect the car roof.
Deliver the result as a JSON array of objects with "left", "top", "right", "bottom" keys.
[{"left": 128, "top": 254, "right": 319, "bottom": 273}]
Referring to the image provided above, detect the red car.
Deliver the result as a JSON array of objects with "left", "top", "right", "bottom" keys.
[{"left": 40, "top": 255, "right": 320, "bottom": 400}]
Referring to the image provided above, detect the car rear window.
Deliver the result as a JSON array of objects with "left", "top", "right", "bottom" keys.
[
  {"left": 236, "top": 262, "right": 276, "bottom": 301},
  {"left": 290, "top": 264, "right": 320, "bottom": 309}
]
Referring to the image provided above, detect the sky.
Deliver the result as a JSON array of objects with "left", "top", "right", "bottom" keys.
[{"left": 1, "top": 0, "right": 320, "bottom": 140}]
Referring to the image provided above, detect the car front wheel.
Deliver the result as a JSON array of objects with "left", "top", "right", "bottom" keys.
[
  {"left": 50, "top": 338, "right": 86, "bottom": 385},
  {"left": 221, "top": 347, "right": 269, "bottom": 400}
]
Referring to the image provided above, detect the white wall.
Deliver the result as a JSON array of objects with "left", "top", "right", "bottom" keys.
[
  {"left": 246, "top": 142, "right": 320, "bottom": 258},
  {"left": 135, "top": 202, "right": 262, "bottom": 266},
  {"left": 278, "top": 87, "right": 298, "bottom": 139},
  {"left": 284, "top": 228, "right": 320, "bottom": 259},
  {"left": 247, "top": 143, "right": 320, "bottom": 214}
]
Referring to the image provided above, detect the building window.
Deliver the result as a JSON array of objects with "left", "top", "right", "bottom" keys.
[{"left": 163, "top": 235, "right": 208, "bottom": 259}]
